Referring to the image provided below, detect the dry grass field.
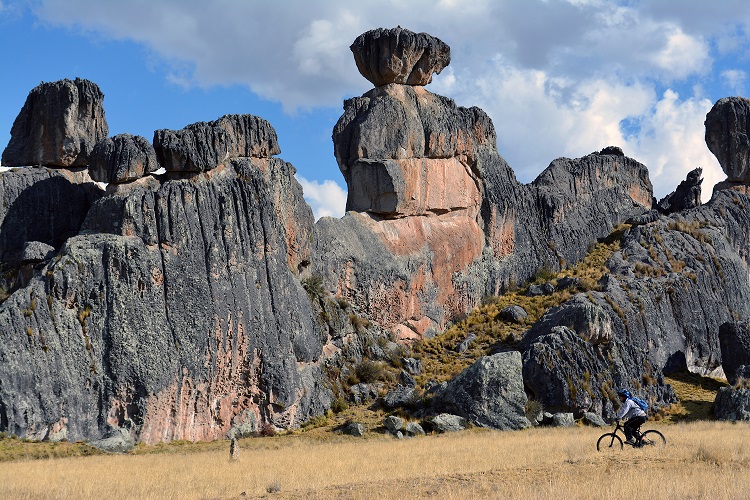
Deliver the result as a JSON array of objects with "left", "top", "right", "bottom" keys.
[{"left": 1, "top": 420, "right": 749, "bottom": 499}]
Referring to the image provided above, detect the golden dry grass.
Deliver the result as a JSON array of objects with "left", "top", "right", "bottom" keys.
[{"left": 2, "top": 421, "right": 749, "bottom": 499}]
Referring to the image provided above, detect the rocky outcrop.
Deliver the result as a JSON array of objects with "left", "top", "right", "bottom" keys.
[
  {"left": 2, "top": 78, "right": 108, "bottom": 167},
  {"left": 719, "top": 322, "right": 750, "bottom": 384},
  {"left": 714, "top": 387, "right": 750, "bottom": 421},
  {"left": 153, "top": 114, "right": 280, "bottom": 173},
  {"left": 0, "top": 167, "right": 102, "bottom": 267},
  {"left": 434, "top": 351, "right": 531, "bottom": 430},
  {"left": 656, "top": 167, "right": 702, "bottom": 214},
  {"left": 316, "top": 31, "right": 652, "bottom": 339},
  {"left": 522, "top": 326, "right": 675, "bottom": 418},
  {"left": 89, "top": 134, "right": 159, "bottom": 184},
  {"left": 350, "top": 27, "right": 450, "bottom": 86},
  {"left": 705, "top": 97, "right": 750, "bottom": 182},
  {"left": 0, "top": 85, "right": 330, "bottom": 444}
]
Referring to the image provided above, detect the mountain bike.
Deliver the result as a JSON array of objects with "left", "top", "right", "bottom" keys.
[{"left": 596, "top": 420, "right": 666, "bottom": 451}]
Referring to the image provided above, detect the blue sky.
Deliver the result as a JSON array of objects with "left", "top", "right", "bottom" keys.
[{"left": 2, "top": 1, "right": 750, "bottom": 219}]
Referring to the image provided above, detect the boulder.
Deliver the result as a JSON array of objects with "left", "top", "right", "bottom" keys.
[
  {"left": 426, "top": 413, "right": 468, "bottom": 433},
  {"left": 153, "top": 114, "right": 280, "bottom": 173},
  {"left": 582, "top": 412, "right": 608, "bottom": 427},
  {"left": 350, "top": 27, "right": 450, "bottom": 86},
  {"left": 404, "top": 422, "right": 425, "bottom": 436},
  {"left": 382, "top": 386, "right": 418, "bottom": 409},
  {"left": 349, "top": 383, "right": 379, "bottom": 404},
  {"left": 705, "top": 96, "right": 750, "bottom": 182},
  {"left": 343, "top": 422, "right": 366, "bottom": 437},
  {"left": 656, "top": 167, "right": 702, "bottom": 214},
  {"left": 522, "top": 295, "right": 614, "bottom": 346},
  {"left": 719, "top": 322, "right": 750, "bottom": 384},
  {"left": 20, "top": 241, "right": 55, "bottom": 264},
  {"left": 434, "top": 351, "right": 531, "bottom": 430},
  {"left": 88, "top": 428, "right": 135, "bottom": 453},
  {"left": 89, "top": 134, "right": 159, "bottom": 184},
  {"left": 384, "top": 415, "right": 404, "bottom": 433},
  {"left": 551, "top": 413, "right": 575, "bottom": 427},
  {"left": 498, "top": 305, "right": 528, "bottom": 324},
  {"left": 456, "top": 333, "right": 476, "bottom": 353},
  {"left": 714, "top": 387, "right": 750, "bottom": 421},
  {"left": 2, "top": 78, "right": 108, "bottom": 167}
]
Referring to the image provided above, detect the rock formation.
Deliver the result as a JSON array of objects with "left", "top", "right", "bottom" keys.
[
  {"left": 350, "top": 27, "right": 450, "bottom": 86},
  {"left": 656, "top": 167, "right": 702, "bottom": 214},
  {"left": 153, "top": 114, "right": 280, "bottom": 173},
  {"left": 316, "top": 27, "right": 652, "bottom": 341},
  {"left": 0, "top": 81, "right": 331, "bottom": 443},
  {"left": 89, "top": 134, "right": 159, "bottom": 184},
  {"left": 2, "top": 78, "right": 108, "bottom": 167},
  {"left": 705, "top": 96, "right": 750, "bottom": 183}
]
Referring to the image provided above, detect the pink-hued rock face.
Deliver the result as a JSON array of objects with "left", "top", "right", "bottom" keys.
[
  {"left": 347, "top": 157, "right": 482, "bottom": 217},
  {"left": 351, "top": 27, "right": 451, "bottom": 86}
]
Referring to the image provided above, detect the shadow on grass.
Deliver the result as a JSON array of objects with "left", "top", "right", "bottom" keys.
[{"left": 662, "top": 371, "right": 729, "bottom": 423}]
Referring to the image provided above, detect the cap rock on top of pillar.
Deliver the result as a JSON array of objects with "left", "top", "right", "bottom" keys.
[{"left": 350, "top": 26, "right": 451, "bottom": 87}]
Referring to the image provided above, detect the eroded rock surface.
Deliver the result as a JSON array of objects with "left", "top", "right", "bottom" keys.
[
  {"left": 2, "top": 78, "right": 108, "bottom": 167},
  {"left": 351, "top": 27, "right": 450, "bottom": 86},
  {"left": 705, "top": 96, "right": 750, "bottom": 182},
  {"left": 89, "top": 134, "right": 159, "bottom": 184},
  {"left": 154, "top": 114, "right": 280, "bottom": 173}
]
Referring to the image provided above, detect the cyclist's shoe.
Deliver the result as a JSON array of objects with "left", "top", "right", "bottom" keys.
[{"left": 625, "top": 438, "right": 635, "bottom": 445}]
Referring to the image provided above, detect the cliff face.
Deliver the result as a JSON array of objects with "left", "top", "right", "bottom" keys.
[{"left": 0, "top": 80, "right": 330, "bottom": 443}]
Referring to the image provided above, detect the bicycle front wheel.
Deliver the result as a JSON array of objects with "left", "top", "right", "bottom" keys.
[
  {"left": 597, "top": 432, "right": 623, "bottom": 452},
  {"left": 640, "top": 430, "right": 666, "bottom": 448}
]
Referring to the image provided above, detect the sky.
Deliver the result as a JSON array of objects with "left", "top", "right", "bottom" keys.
[{"left": 1, "top": 0, "right": 749, "bottom": 220}]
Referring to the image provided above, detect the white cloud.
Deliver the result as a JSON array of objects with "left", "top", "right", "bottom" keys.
[
  {"left": 721, "top": 69, "right": 748, "bottom": 95},
  {"left": 297, "top": 176, "right": 347, "bottom": 220},
  {"left": 649, "top": 28, "right": 709, "bottom": 79}
]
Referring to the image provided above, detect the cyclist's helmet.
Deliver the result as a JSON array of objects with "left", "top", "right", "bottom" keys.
[{"left": 617, "top": 389, "right": 631, "bottom": 398}]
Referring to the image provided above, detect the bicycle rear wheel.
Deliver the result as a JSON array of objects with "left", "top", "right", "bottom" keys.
[
  {"left": 597, "top": 432, "right": 623, "bottom": 451},
  {"left": 639, "top": 430, "right": 666, "bottom": 448}
]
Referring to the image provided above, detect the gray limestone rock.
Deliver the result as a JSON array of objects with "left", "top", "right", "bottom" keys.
[
  {"left": 382, "top": 386, "right": 418, "bottom": 409},
  {"left": 343, "top": 422, "right": 365, "bottom": 437},
  {"left": 426, "top": 413, "right": 468, "bottom": 433},
  {"left": 456, "top": 334, "right": 477, "bottom": 353},
  {"left": 2, "top": 78, "right": 108, "bottom": 168},
  {"left": 20, "top": 241, "right": 55, "bottom": 264},
  {"left": 350, "top": 27, "right": 450, "bottom": 86},
  {"left": 404, "top": 421, "right": 425, "bottom": 436},
  {"left": 705, "top": 96, "right": 750, "bottom": 182},
  {"left": 551, "top": 413, "right": 575, "bottom": 427},
  {"left": 153, "top": 114, "right": 280, "bottom": 173},
  {"left": 656, "top": 167, "right": 702, "bottom": 214},
  {"left": 498, "top": 305, "right": 528, "bottom": 324},
  {"left": 434, "top": 351, "right": 531, "bottom": 430},
  {"left": 582, "top": 412, "right": 607, "bottom": 427},
  {"left": 401, "top": 357, "right": 423, "bottom": 375},
  {"left": 714, "top": 387, "right": 750, "bottom": 421},
  {"left": 89, "top": 134, "right": 159, "bottom": 184},
  {"left": 719, "top": 321, "right": 750, "bottom": 384},
  {"left": 0, "top": 159, "right": 331, "bottom": 443},
  {"left": 384, "top": 415, "right": 404, "bottom": 433},
  {"left": 88, "top": 428, "right": 135, "bottom": 453},
  {"left": 0, "top": 166, "right": 102, "bottom": 266}
]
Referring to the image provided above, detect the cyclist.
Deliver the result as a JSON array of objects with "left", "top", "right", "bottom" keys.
[{"left": 615, "top": 389, "right": 647, "bottom": 445}]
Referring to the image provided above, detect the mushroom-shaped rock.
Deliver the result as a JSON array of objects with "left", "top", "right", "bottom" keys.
[
  {"left": 350, "top": 27, "right": 450, "bottom": 86},
  {"left": 153, "top": 114, "right": 280, "bottom": 173},
  {"left": 656, "top": 167, "right": 702, "bottom": 214},
  {"left": 2, "top": 78, "right": 109, "bottom": 167},
  {"left": 705, "top": 97, "right": 750, "bottom": 182},
  {"left": 89, "top": 134, "right": 159, "bottom": 184}
]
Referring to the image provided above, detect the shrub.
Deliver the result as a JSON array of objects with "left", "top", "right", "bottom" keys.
[{"left": 301, "top": 275, "right": 325, "bottom": 301}]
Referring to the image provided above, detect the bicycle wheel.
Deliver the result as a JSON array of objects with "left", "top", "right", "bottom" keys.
[
  {"left": 597, "top": 432, "right": 623, "bottom": 451},
  {"left": 639, "top": 430, "right": 666, "bottom": 448}
]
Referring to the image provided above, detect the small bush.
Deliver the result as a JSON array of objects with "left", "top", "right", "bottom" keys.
[
  {"left": 331, "top": 396, "right": 348, "bottom": 414},
  {"left": 301, "top": 275, "right": 325, "bottom": 301},
  {"left": 353, "top": 360, "right": 389, "bottom": 384}
]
